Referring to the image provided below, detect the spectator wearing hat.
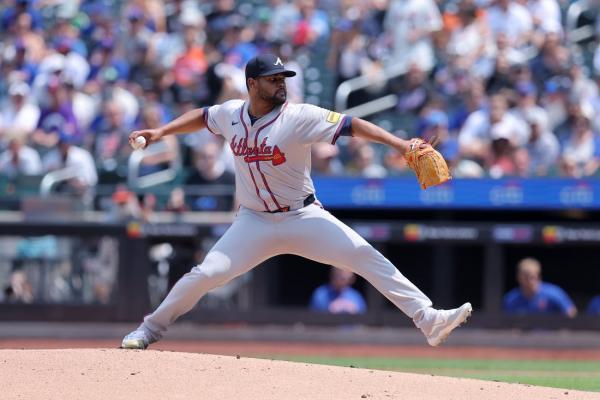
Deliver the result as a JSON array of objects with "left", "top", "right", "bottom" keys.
[
  {"left": 42, "top": 130, "right": 98, "bottom": 196},
  {"left": 0, "top": 81, "right": 40, "bottom": 141},
  {"left": 0, "top": 134, "right": 42, "bottom": 178}
]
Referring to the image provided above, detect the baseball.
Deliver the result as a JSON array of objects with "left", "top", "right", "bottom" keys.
[{"left": 132, "top": 136, "right": 147, "bottom": 150}]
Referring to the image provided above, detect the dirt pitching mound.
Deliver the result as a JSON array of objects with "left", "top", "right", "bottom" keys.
[{"left": 2, "top": 349, "right": 599, "bottom": 400}]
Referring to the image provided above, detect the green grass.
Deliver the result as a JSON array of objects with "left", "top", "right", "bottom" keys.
[{"left": 265, "top": 356, "right": 600, "bottom": 392}]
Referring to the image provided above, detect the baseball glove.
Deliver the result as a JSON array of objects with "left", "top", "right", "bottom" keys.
[{"left": 405, "top": 137, "right": 451, "bottom": 189}]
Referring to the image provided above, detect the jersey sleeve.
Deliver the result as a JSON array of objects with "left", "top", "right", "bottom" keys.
[
  {"left": 203, "top": 105, "right": 223, "bottom": 136},
  {"left": 203, "top": 100, "right": 244, "bottom": 136},
  {"left": 295, "top": 104, "right": 351, "bottom": 145}
]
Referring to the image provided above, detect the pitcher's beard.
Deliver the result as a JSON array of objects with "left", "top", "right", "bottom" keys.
[
  {"left": 272, "top": 95, "right": 286, "bottom": 105},
  {"left": 260, "top": 90, "right": 286, "bottom": 106}
]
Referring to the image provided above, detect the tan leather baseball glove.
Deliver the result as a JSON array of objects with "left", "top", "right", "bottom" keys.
[{"left": 405, "top": 137, "right": 451, "bottom": 189}]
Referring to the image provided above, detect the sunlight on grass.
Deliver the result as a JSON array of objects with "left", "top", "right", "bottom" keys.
[{"left": 264, "top": 355, "right": 600, "bottom": 392}]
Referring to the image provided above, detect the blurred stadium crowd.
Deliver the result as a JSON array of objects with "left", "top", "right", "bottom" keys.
[{"left": 2, "top": 0, "right": 600, "bottom": 213}]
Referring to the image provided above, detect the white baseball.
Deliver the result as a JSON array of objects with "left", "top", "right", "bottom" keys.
[{"left": 132, "top": 136, "right": 147, "bottom": 150}]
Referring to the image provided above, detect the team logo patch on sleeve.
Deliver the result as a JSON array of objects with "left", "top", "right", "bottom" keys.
[{"left": 326, "top": 111, "right": 341, "bottom": 124}]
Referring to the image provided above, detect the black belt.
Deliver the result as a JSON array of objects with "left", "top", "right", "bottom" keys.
[{"left": 267, "top": 194, "right": 315, "bottom": 213}]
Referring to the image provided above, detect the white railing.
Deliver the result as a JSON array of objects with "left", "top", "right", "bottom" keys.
[
  {"left": 341, "top": 94, "right": 399, "bottom": 119},
  {"left": 128, "top": 146, "right": 181, "bottom": 189},
  {"left": 566, "top": 0, "right": 596, "bottom": 43},
  {"left": 334, "top": 63, "right": 408, "bottom": 113},
  {"left": 40, "top": 167, "right": 80, "bottom": 196}
]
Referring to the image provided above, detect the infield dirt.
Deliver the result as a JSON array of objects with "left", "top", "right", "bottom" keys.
[{"left": 2, "top": 349, "right": 600, "bottom": 400}]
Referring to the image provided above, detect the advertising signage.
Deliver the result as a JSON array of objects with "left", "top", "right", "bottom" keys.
[{"left": 313, "top": 177, "right": 600, "bottom": 210}]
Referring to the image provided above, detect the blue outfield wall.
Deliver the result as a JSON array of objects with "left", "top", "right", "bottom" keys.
[{"left": 312, "top": 177, "right": 600, "bottom": 210}]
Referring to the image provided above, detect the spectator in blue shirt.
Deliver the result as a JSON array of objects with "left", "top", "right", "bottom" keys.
[
  {"left": 503, "top": 258, "right": 577, "bottom": 317},
  {"left": 587, "top": 296, "right": 600, "bottom": 315},
  {"left": 310, "top": 268, "right": 367, "bottom": 314}
]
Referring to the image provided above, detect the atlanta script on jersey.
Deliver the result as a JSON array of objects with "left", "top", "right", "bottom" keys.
[{"left": 204, "top": 100, "right": 348, "bottom": 212}]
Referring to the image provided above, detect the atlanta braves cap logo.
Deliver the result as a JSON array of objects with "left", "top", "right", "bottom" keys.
[{"left": 245, "top": 54, "right": 297, "bottom": 79}]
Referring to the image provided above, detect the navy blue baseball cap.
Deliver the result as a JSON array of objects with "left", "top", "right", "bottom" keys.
[{"left": 245, "top": 54, "right": 296, "bottom": 79}]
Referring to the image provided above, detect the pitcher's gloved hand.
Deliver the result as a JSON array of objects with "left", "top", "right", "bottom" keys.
[{"left": 405, "top": 137, "right": 451, "bottom": 190}]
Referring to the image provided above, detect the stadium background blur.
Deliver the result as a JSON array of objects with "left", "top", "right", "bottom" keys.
[{"left": 1, "top": 0, "right": 600, "bottom": 331}]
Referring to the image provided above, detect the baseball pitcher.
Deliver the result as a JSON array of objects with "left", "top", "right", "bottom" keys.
[{"left": 122, "top": 54, "right": 470, "bottom": 349}]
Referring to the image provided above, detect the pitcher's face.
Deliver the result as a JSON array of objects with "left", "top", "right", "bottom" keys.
[{"left": 253, "top": 73, "right": 287, "bottom": 105}]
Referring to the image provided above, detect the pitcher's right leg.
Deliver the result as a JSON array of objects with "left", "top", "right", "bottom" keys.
[{"left": 122, "top": 208, "right": 281, "bottom": 349}]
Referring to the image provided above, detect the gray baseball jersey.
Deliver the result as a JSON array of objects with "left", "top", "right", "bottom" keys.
[
  {"left": 138, "top": 100, "right": 436, "bottom": 343},
  {"left": 204, "top": 100, "right": 348, "bottom": 212}
]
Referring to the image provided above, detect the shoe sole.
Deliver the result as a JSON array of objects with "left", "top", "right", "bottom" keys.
[
  {"left": 428, "top": 303, "right": 472, "bottom": 347},
  {"left": 120, "top": 339, "right": 148, "bottom": 350}
]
